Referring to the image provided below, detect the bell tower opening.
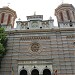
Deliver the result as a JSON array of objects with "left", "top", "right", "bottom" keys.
[
  {"left": 59, "top": 12, "right": 64, "bottom": 21},
  {"left": 31, "top": 69, "right": 39, "bottom": 75},
  {"left": 1, "top": 13, "right": 5, "bottom": 23},
  {"left": 66, "top": 10, "right": 70, "bottom": 20},
  {"left": 43, "top": 69, "right": 51, "bottom": 75},
  {"left": 20, "top": 69, "right": 27, "bottom": 75}
]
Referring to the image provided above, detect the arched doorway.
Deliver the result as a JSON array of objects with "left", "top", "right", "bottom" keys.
[
  {"left": 31, "top": 69, "right": 39, "bottom": 75},
  {"left": 20, "top": 69, "right": 27, "bottom": 75},
  {"left": 43, "top": 69, "right": 51, "bottom": 75}
]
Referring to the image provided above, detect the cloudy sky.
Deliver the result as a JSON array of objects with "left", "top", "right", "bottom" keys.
[{"left": 0, "top": 0, "right": 75, "bottom": 26}]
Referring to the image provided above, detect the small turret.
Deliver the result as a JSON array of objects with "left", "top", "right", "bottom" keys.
[
  {"left": 27, "top": 15, "right": 43, "bottom": 21},
  {"left": 55, "top": 4, "right": 75, "bottom": 28},
  {"left": 0, "top": 6, "right": 17, "bottom": 29}
]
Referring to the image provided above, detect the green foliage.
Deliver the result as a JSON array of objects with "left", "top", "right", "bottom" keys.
[
  {"left": 0, "top": 43, "right": 5, "bottom": 54},
  {"left": 0, "top": 27, "right": 7, "bottom": 67}
]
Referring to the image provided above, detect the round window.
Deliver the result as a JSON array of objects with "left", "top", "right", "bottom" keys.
[{"left": 31, "top": 42, "right": 40, "bottom": 52}]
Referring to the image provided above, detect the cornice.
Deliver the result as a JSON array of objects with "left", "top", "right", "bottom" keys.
[{"left": 5, "top": 28, "right": 75, "bottom": 34}]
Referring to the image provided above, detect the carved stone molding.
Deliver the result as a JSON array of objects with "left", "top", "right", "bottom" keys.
[
  {"left": 66, "top": 35, "right": 75, "bottom": 38},
  {"left": 20, "top": 36, "right": 50, "bottom": 40},
  {"left": 42, "top": 21, "right": 49, "bottom": 25}
]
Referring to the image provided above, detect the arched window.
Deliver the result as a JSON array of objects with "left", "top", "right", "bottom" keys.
[
  {"left": 66, "top": 10, "right": 70, "bottom": 20},
  {"left": 1, "top": 13, "right": 5, "bottom": 23},
  {"left": 31, "top": 69, "right": 39, "bottom": 75},
  {"left": 43, "top": 69, "right": 51, "bottom": 75},
  {"left": 59, "top": 12, "right": 64, "bottom": 21},
  {"left": 7, "top": 14, "right": 11, "bottom": 25},
  {"left": 20, "top": 69, "right": 27, "bottom": 75}
]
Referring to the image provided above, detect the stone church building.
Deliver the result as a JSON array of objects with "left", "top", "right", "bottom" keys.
[{"left": 0, "top": 3, "right": 75, "bottom": 75}]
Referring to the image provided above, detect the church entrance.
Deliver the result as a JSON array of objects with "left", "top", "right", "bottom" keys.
[
  {"left": 31, "top": 69, "right": 39, "bottom": 75},
  {"left": 20, "top": 69, "right": 27, "bottom": 75},
  {"left": 43, "top": 69, "right": 51, "bottom": 75}
]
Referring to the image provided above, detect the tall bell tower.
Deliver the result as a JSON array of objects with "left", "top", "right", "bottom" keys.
[
  {"left": 0, "top": 6, "right": 17, "bottom": 29},
  {"left": 55, "top": 4, "right": 75, "bottom": 28}
]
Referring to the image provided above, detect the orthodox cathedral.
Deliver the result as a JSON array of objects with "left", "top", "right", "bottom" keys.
[{"left": 0, "top": 3, "right": 75, "bottom": 75}]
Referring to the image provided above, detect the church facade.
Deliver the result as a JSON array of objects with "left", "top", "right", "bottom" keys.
[{"left": 0, "top": 4, "right": 75, "bottom": 75}]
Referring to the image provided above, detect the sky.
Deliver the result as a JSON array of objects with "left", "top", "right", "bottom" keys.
[{"left": 0, "top": 0, "right": 75, "bottom": 26}]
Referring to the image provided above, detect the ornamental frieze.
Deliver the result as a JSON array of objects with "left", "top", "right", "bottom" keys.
[
  {"left": 20, "top": 36, "right": 50, "bottom": 40},
  {"left": 66, "top": 35, "right": 75, "bottom": 38},
  {"left": 42, "top": 21, "right": 49, "bottom": 25}
]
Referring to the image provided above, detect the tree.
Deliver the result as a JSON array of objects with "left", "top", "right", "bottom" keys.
[
  {"left": 0, "top": 27, "right": 7, "bottom": 67},
  {"left": 0, "top": 43, "right": 5, "bottom": 56},
  {"left": 0, "top": 28, "right": 7, "bottom": 47}
]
